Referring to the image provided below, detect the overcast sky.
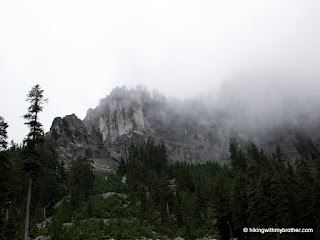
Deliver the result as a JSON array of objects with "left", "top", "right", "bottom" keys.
[{"left": 1, "top": 0, "right": 320, "bottom": 144}]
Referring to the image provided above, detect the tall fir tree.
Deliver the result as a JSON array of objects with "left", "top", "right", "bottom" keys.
[
  {"left": 314, "top": 157, "right": 320, "bottom": 239},
  {"left": 245, "top": 157, "right": 260, "bottom": 240},
  {"left": 295, "top": 158, "right": 315, "bottom": 239},
  {"left": 229, "top": 138, "right": 246, "bottom": 172},
  {"left": 231, "top": 171, "right": 247, "bottom": 240},
  {"left": 247, "top": 142, "right": 262, "bottom": 168},
  {"left": 22, "top": 84, "right": 47, "bottom": 240},
  {"left": 212, "top": 173, "right": 232, "bottom": 240},
  {"left": 0, "top": 116, "right": 9, "bottom": 238},
  {"left": 0, "top": 116, "right": 9, "bottom": 151},
  {"left": 257, "top": 159, "right": 287, "bottom": 239},
  {"left": 272, "top": 145, "right": 286, "bottom": 173}
]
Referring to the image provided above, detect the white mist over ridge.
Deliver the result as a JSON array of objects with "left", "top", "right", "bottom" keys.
[{"left": 207, "top": 71, "right": 320, "bottom": 131}]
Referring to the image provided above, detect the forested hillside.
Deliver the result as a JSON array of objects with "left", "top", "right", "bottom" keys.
[
  {"left": 0, "top": 85, "right": 319, "bottom": 239},
  {"left": 1, "top": 134, "right": 319, "bottom": 239}
]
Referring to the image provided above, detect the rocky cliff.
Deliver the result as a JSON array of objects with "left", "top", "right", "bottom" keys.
[
  {"left": 49, "top": 114, "right": 118, "bottom": 175},
  {"left": 48, "top": 86, "right": 320, "bottom": 174}
]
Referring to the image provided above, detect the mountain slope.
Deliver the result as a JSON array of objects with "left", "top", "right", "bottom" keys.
[{"left": 49, "top": 86, "right": 320, "bottom": 173}]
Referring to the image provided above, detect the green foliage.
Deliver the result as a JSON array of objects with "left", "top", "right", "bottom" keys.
[
  {"left": 23, "top": 84, "right": 47, "bottom": 147},
  {"left": 92, "top": 175, "right": 126, "bottom": 195},
  {"left": 67, "top": 156, "right": 94, "bottom": 207},
  {"left": 212, "top": 173, "right": 232, "bottom": 240},
  {"left": 231, "top": 171, "right": 247, "bottom": 239},
  {"left": 272, "top": 145, "right": 286, "bottom": 172},
  {"left": 2, "top": 114, "right": 320, "bottom": 240},
  {"left": 295, "top": 127, "right": 320, "bottom": 161},
  {"left": 117, "top": 157, "right": 127, "bottom": 177},
  {"left": 0, "top": 116, "right": 8, "bottom": 150},
  {"left": 314, "top": 158, "right": 320, "bottom": 239},
  {"left": 78, "top": 195, "right": 131, "bottom": 219},
  {"left": 229, "top": 138, "right": 247, "bottom": 172},
  {"left": 295, "top": 158, "right": 315, "bottom": 229}
]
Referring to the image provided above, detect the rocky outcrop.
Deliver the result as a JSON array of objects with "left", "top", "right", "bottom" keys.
[
  {"left": 49, "top": 114, "right": 118, "bottom": 175},
  {"left": 49, "top": 86, "right": 320, "bottom": 174},
  {"left": 82, "top": 86, "right": 231, "bottom": 165}
]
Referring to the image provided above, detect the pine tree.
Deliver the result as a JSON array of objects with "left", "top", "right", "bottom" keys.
[
  {"left": 212, "top": 173, "right": 232, "bottom": 240},
  {"left": 272, "top": 145, "right": 286, "bottom": 173},
  {"left": 229, "top": 138, "right": 246, "bottom": 172},
  {"left": 155, "top": 142, "right": 168, "bottom": 174},
  {"left": 259, "top": 159, "right": 288, "bottom": 239},
  {"left": 247, "top": 142, "right": 262, "bottom": 167},
  {"left": 158, "top": 171, "right": 172, "bottom": 222},
  {"left": 314, "top": 157, "right": 320, "bottom": 239},
  {"left": 23, "top": 84, "right": 48, "bottom": 147},
  {"left": 175, "top": 163, "right": 194, "bottom": 192},
  {"left": 295, "top": 158, "right": 315, "bottom": 239},
  {"left": 146, "top": 169, "right": 160, "bottom": 215},
  {"left": 0, "top": 116, "right": 9, "bottom": 238},
  {"left": 282, "top": 163, "right": 298, "bottom": 231},
  {"left": 231, "top": 171, "right": 247, "bottom": 239},
  {"left": 0, "top": 153, "right": 8, "bottom": 235},
  {"left": 245, "top": 157, "right": 260, "bottom": 240},
  {"left": 22, "top": 84, "right": 47, "bottom": 240},
  {"left": 67, "top": 156, "right": 94, "bottom": 208},
  {"left": 127, "top": 155, "right": 143, "bottom": 202},
  {"left": 0, "top": 116, "right": 9, "bottom": 150},
  {"left": 117, "top": 157, "right": 127, "bottom": 177}
]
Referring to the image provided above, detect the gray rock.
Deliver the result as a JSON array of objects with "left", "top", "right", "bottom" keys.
[
  {"left": 101, "top": 192, "right": 127, "bottom": 199},
  {"left": 49, "top": 114, "right": 118, "bottom": 175},
  {"left": 33, "top": 236, "right": 49, "bottom": 240},
  {"left": 49, "top": 86, "right": 320, "bottom": 174}
]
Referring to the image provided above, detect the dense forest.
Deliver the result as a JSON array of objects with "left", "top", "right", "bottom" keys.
[{"left": 0, "top": 85, "right": 319, "bottom": 240}]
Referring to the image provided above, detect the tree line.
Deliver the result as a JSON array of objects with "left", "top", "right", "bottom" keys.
[{"left": 0, "top": 84, "right": 319, "bottom": 239}]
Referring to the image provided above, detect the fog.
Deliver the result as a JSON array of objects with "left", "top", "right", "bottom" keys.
[
  {"left": 1, "top": 0, "right": 320, "bottom": 144},
  {"left": 214, "top": 71, "right": 320, "bottom": 127}
]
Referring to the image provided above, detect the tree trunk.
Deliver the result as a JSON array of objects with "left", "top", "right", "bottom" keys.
[
  {"left": 24, "top": 177, "right": 32, "bottom": 240},
  {"left": 43, "top": 202, "right": 51, "bottom": 220}
]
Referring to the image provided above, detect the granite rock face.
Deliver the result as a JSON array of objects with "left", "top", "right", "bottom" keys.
[
  {"left": 82, "top": 86, "right": 229, "bottom": 165},
  {"left": 49, "top": 86, "right": 320, "bottom": 173},
  {"left": 49, "top": 114, "right": 118, "bottom": 175}
]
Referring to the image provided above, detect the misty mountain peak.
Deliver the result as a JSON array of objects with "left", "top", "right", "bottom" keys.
[{"left": 49, "top": 85, "right": 320, "bottom": 173}]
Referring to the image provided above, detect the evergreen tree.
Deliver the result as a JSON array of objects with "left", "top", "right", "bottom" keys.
[
  {"left": 231, "top": 171, "right": 247, "bottom": 239},
  {"left": 0, "top": 117, "right": 10, "bottom": 214},
  {"left": 127, "top": 155, "right": 143, "bottom": 202},
  {"left": 117, "top": 157, "right": 127, "bottom": 177},
  {"left": 0, "top": 116, "right": 8, "bottom": 150},
  {"left": 0, "top": 116, "right": 9, "bottom": 238},
  {"left": 295, "top": 159, "right": 314, "bottom": 226},
  {"left": 158, "top": 171, "right": 172, "bottom": 222},
  {"left": 146, "top": 169, "right": 160, "bottom": 215},
  {"left": 257, "top": 159, "right": 287, "bottom": 239},
  {"left": 39, "top": 168, "right": 61, "bottom": 219},
  {"left": 212, "top": 173, "right": 232, "bottom": 240},
  {"left": 23, "top": 84, "right": 48, "bottom": 147},
  {"left": 272, "top": 145, "right": 286, "bottom": 173},
  {"left": 67, "top": 156, "right": 94, "bottom": 208},
  {"left": 155, "top": 142, "right": 168, "bottom": 174},
  {"left": 175, "top": 163, "right": 194, "bottom": 192},
  {"left": 245, "top": 157, "right": 260, "bottom": 239},
  {"left": 314, "top": 157, "right": 320, "bottom": 239},
  {"left": 247, "top": 142, "right": 262, "bottom": 167},
  {"left": 34, "top": 138, "right": 65, "bottom": 219},
  {"left": 22, "top": 84, "right": 47, "bottom": 240},
  {"left": 229, "top": 138, "right": 246, "bottom": 172},
  {"left": 295, "top": 158, "right": 315, "bottom": 239}
]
